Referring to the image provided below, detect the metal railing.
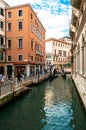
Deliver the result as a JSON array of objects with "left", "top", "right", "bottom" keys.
[{"left": 0, "top": 72, "right": 50, "bottom": 97}]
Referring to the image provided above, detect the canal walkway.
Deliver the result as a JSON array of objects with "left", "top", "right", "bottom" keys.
[
  {"left": 0, "top": 73, "right": 50, "bottom": 107},
  {"left": 72, "top": 75, "right": 86, "bottom": 110}
]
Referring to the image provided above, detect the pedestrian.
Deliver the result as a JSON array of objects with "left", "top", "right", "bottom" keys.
[
  {"left": 0, "top": 74, "right": 2, "bottom": 81},
  {"left": 1, "top": 75, "right": 5, "bottom": 86},
  {"left": 17, "top": 73, "right": 21, "bottom": 82},
  {"left": 8, "top": 74, "right": 12, "bottom": 80}
]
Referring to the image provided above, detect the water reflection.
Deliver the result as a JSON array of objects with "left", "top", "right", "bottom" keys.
[
  {"left": 43, "top": 76, "right": 73, "bottom": 130},
  {"left": 0, "top": 75, "right": 86, "bottom": 130}
]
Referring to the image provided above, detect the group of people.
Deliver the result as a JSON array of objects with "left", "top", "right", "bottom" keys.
[
  {"left": 17, "top": 73, "right": 26, "bottom": 82},
  {"left": 0, "top": 74, "right": 5, "bottom": 86},
  {"left": 0, "top": 72, "right": 26, "bottom": 86}
]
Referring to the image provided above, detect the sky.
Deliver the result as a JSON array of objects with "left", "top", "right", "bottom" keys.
[{"left": 4, "top": 0, "right": 72, "bottom": 39}]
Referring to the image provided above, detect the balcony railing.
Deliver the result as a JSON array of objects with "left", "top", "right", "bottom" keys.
[
  {"left": 36, "top": 50, "right": 44, "bottom": 56},
  {"left": 0, "top": 59, "right": 5, "bottom": 62},
  {"left": 0, "top": 45, "right": 6, "bottom": 50}
]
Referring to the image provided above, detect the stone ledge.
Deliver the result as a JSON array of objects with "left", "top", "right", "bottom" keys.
[{"left": 72, "top": 77, "right": 86, "bottom": 110}]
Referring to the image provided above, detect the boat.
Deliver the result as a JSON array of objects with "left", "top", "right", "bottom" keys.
[
  {"left": 62, "top": 72, "right": 66, "bottom": 79},
  {"left": 50, "top": 68, "right": 58, "bottom": 79}
]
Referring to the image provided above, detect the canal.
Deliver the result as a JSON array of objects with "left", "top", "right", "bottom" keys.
[{"left": 0, "top": 75, "right": 86, "bottom": 130}]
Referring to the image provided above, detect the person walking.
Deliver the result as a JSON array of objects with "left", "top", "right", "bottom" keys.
[
  {"left": 17, "top": 73, "right": 21, "bottom": 82},
  {"left": 0, "top": 74, "right": 5, "bottom": 86},
  {"left": 0, "top": 74, "right": 2, "bottom": 81}
]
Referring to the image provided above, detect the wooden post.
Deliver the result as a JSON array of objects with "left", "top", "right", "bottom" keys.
[
  {"left": 11, "top": 81, "right": 15, "bottom": 98},
  {"left": 0, "top": 85, "right": 1, "bottom": 96}
]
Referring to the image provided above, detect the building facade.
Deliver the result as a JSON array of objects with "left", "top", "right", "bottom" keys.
[
  {"left": 45, "top": 38, "right": 71, "bottom": 72},
  {"left": 0, "top": 1, "right": 46, "bottom": 77},
  {"left": 5, "top": 4, "right": 45, "bottom": 77},
  {"left": 0, "top": 0, "right": 9, "bottom": 74},
  {"left": 70, "top": 0, "right": 86, "bottom": 108}
]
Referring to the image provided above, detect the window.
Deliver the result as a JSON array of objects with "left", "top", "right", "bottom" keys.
[
  {"left": 8, "top": 23, "right": 12, "bottom": 31},
  {"left": 0, "top": 8, "right": 4, "bottom": 16},
  {"left": 53, "top": 42, "right": 55, "bottom": 45},
  {"left": 8, "top": 39, "right": 12, "bottom": 48},
  {"left": 8, "top": 12, "right": 12, "bottom": 18},
  {"left": 0, "top": 37, "right": 4, "bottom": 45},
  {"left": 82, "top": 34, "right": 85, "bottom": 43},
  {"left": 31, "top": 40, "right": 34, "bottom": 50},
  {"left": 8, "top": 56, "right": 11, "bottom": 61},
  {"left": 18, "top": 10, "right": 22, "bottom": 16},
  {"left": 18, "top": 55, "right": 22, "bottom": 61},
  {"left": 0, "top": 21, "right": 4, "bottom": 30},
  {"left": 54, "top": 49, "right": 56, "bottom": 55},
  {"left": 58, "top": 50, "right": 62, "bottom": 56},
  {"left": 31, "top": 13, "right": 33, "bottom": 19},
  {"left": 30, "top": 56, "right": 33, "bottom": 61},
  {"left": 18, "top": 21, "right": 22, "bottom": 30},
  {"left": 35, "top": 20, "right": 37, "bottom": 25},
  {"left": 30, "top": 23, "right": 34, "bottom": 32},
  {"left": 18, "top": 39, "right": 23, "bottom": 48},
  {"left": 63, "top": 51, "right": 66, "bottom": 57},
  {"left": 35, "top": 43, "right": 37, "bottom": 50},
  {"left": 0, "top": 52, "right": 4, "bottom": 60},
  {"left": 46, "top": 56, "right": 51, "bottom": 59}
]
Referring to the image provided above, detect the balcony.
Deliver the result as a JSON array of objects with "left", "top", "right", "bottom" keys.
[
  {"left": 0, "top": 45, "right": 6, "bottom": 51},
  {"left": 70, "top": 23, "right": 76, "bottom": 32},
  {"left": 75, "top": 11, "right": 86, "bottom": 42},
  {"left": 71, "top": 12, "right": 78, "bottom": 27},
  {"left": 69, "top": 8, "right": 80, "bottom": 39},
  {"left": 70, "top": 0, "right": 81, "bottom": 9},
  {"left": 46, "top": 52, "right": 53, "bottom": 56},
  {"left": 36, "top": 50, "right": 44, "bottom": 56},
  {"left": 0, "top": 59, "right": 5, "bottom": 62},
  {"left": 70, "top": 23, "right": 76, "bottom": 39},
  {"left": 73, "top": 7, "right": 80, "bottom": 18}
]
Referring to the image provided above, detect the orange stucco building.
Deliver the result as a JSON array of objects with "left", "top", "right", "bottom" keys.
[{"left": 5, "top": 4, "right": 46, "bottom": 77}]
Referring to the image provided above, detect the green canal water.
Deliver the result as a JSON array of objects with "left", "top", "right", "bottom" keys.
[{"left": 0, "top": 75, "right": 86, "bottom": 130}]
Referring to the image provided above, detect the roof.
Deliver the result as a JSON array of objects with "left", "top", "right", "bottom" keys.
[
  {"left": 5, "top": 3, "right": 46, "bottom": 31},
  {"left": 45, "top": 38, "right": 71, "bottom": 45},
  {"left": 0, "top": 0, "right": 9, "bottom": 7}
]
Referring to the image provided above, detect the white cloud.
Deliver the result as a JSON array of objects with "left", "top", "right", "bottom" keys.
[{"left": 4, "top": 0, "right": 72, "bottom": 39}]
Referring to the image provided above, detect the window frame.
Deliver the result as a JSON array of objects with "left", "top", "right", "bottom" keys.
[
  {"left": 8, "top": 22, "right": 12, "bottom": 31},
  {"left": 31, "top": 40, "right": 34, "bottom": 50},
  {"left": 8, "top": 11, "right": 12, "bottom": 18},
  {"left": 0, "top": 52, "right": 4, "bottom": 61},
  {"left": 7, "top": 39, "right": 12, "bottom": 49},
  {"left": 18, "top": 10, "right": 22, "bottom": 17},
  {"left": 0, "top": 21, "right": 4, "bottom": 30},
  {"left": 0, "top": 36, "right": 4, "bottom": 45},
  {"left": 63, "top": 51, "right": 66, "bottom": 57},
  {"left": 30, "top": 56, "right": 33, "bottom": 61},
  {"left": 18, "top": 21, "right": 23, "bottom": 30},
  {"left": 30, "top": 23, "right": 34, "bottom": 33},
  {"left": 0, "top": 8, "right": 4, "bottom": 16},
  {"left": 18, "top": 38, "right": 23, "bottom": 48},
  {"left": 30, "top": 13, "right": 33, "bottom": 19},
  {"left": 18, "top": 55, "right": 23, "bottom": 61},
  {"left": 8, "top": 55, "right": 12, "bottom": 61}
]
